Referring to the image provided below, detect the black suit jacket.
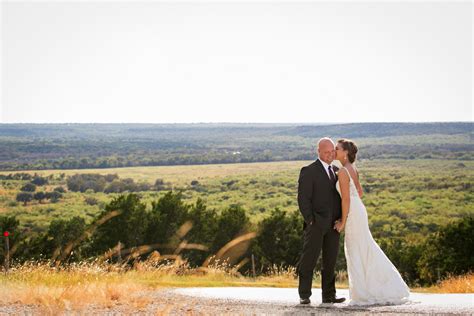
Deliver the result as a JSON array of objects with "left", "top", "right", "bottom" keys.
[{"left": 297, "top": 159, "right": 342, "bottom": 230}]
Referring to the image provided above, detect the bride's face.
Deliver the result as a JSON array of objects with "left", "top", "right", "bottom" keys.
[{"left": 335, "top": 142, "right": 347, "bottom": 162}]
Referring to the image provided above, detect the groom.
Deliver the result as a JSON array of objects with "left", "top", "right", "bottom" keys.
[{"left": 297, "top": 137, "right": 345, "bottom": 304}]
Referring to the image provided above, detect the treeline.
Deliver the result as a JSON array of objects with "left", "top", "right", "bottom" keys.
[
  {"left": 1, "top": 122, "right": 470, "bottom": 138},
  {"left": 1, "top": 145, "right": 471, "bottom": 171},
  {"left": 66, "top": 173, "right": 169, "bottom": 193},
  {"left": 0, "top": 122, "right": 471, "bottom": 170},
  {"left": 0, "top": 192, "right": 471, "bottom": 285},
  {"left": 0, "top": 144, "right": 307, "bottom": 170},
  {"left": 11, "top": 173, "right": 169, "bottom": 206},
  {"left": 278, "top": 122, "right": 473, "bottom": 138}
]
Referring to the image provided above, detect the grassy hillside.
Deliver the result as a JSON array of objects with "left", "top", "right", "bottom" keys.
[{"left": 1, "top": 159, "right": 472, "bottom": 237}]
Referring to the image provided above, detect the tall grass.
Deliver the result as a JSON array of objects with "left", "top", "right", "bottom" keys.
[
  {"left": 429, "top": 272, "right": 473, "bottom": 293},
  {"left": 0, "top": 257, "right": 298, "bottom": 312},
  {"left": 0, "top": 259, "right": 471, "bottom": 312},
  {"left": 0, "top": 224, "right": 302, "bottom": 312},
  {"left": 0, "top": 220, "right": 342, "bottom": 313}
]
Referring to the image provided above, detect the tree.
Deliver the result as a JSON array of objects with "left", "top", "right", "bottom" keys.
[
  {"left": 31, "top": 176, "right": 48, "bottom": 186},
  {"left": 66, "top": 174, "right": 107, "bottom": 193},
  {"left": 45, "top": 191, "right": 62, "bottom": 203},
  {"left": 47, "top": 217, "right": 87, "bottom": 261},
  {"left": 16, "top": 192, "right": 33, "bottom": 205},
  {"left": 146, "top": 191, "right": 190, "bottom": 247},
  {"left": 104, "top": 180, "right": 127, "bottom": 193},
  {"left": 204, "top": 204, "right": 252, "bottom": 267},
  {"left": 33, "top": 191, "right": 46, "bottom": 203},
  {"left": 20, "top": 183, "right": 36, "bottom": 192},
  {"left": 211, "top": 204, "right": 250, "bottom": 254},
  {"left": 89, "top": 194, "right": 149, "bottom": 256},
  {"left": 417, "top": 216, "right": 474, "bottom": 284},
  {"left": 252, "top": 208, "right": 302, "bottom": 270},
  {"left": 184, "top": 198, "right": 219, "bottom": 266}
]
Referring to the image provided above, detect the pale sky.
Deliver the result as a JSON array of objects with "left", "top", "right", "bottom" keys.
[{"left": 1, "top": 0, "right": 472, "bottom": 123}]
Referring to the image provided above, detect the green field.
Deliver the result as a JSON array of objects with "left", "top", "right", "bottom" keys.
[{"left": 1, "top": 159, "right": 473, "bottom": 239}]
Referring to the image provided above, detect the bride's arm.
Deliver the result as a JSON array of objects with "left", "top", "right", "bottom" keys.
[
  {"left": 335, "top": 169, "right": 350, "bottom": 232},
  {"left": 354, "top": 167, "right": 363, "bottom": 198}
]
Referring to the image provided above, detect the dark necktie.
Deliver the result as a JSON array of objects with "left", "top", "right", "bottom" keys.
[{"left": 328, "top": 165, "right": 336, "bottom": 183}]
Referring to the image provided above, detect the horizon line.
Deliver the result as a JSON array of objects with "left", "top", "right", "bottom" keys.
[{"left": 0, "top": 121, "right": 472, "bottom": 125}]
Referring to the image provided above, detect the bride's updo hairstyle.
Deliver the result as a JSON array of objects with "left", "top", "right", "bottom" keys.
[{"left": 338, "top": 139, "right": 358, "bottom": 163}]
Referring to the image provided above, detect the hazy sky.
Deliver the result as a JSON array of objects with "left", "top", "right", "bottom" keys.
[{"left": 1, "top": 1, "right": 472, "bottom": 123}]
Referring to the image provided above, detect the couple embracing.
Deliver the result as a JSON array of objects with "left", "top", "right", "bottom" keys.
[{"left": 297, "top": 137, "right": 410, "bottom": 306}]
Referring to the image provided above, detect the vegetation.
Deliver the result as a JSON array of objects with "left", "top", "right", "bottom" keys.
[
  {"left": 0, "top": 122, "right": 472, "bottom": 299},
  {"left": 0, "top": 123, "right": 471, "bottom": 170},
  {"left": 417, "top": 216, "right": 473, "bottom": 283},
  {"left": 0, "top": 159, "right": 472, "bottom": 286}
]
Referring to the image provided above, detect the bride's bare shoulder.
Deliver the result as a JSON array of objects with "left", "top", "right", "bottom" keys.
[
  {"left": 338, "top": 166, "right": 350, "bottom": 178},
  {"left": 337, "top": 168, "right": 350, "bottom": 189}
]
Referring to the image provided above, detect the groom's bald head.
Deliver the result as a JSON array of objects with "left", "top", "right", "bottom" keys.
[{"left": 317, "top": 137, "right": 335, "bottom": 164}]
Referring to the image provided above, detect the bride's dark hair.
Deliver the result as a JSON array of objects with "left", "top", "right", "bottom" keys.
[{"left": 338, "top": 139, "right": 358, "bottom": 163}]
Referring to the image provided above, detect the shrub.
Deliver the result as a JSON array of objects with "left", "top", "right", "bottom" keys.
[{"left": 20, "top": 183, "right": 36, "bottom": 192}]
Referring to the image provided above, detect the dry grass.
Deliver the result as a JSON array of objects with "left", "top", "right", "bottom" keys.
[
  {"left": 0, "top": 160, "right": 311, "bottom": 187},
  {"left": 0, "top": 261, "right": 148, "bottom": 310},
  {"left": 0, "top": 258, "right": 300, "bottom": 312},
  {"left": 0, "top": 261, "right": 352, "bottom": 315},
  {"left": 0, "top": 219, "right": 301, "bottom": 312},
  {"left": 2, "top": 260, "right": 470, "bottom": 313},
  {"left": 0, "top": 258, "right": 352, "bottom": 312},
  {"left": 428, "top": 272, "right": 474, "bottom": 293}
]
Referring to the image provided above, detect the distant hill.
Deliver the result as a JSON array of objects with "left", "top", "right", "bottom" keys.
[
  {"left": 0, "top": 122, "right": 471, "bottom": 139},
  {"left": 277, "top": 122, "right": 473, "bottom": 138},
  {"left": 0, "top": 122, "right": 472, "bottom": 170}
]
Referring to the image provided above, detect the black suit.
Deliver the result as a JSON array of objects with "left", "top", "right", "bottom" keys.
[{"left": 297, "top": 159, "right": 342, "bottom": 300}]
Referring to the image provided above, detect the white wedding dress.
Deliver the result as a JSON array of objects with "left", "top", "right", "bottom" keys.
[{"left": 336, "top": 168, "right": 410, "bottom": 305}]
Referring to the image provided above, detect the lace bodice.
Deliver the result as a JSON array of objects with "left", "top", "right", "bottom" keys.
[{"left": 336, "top": 167, "right": 360, "bottom": 198}]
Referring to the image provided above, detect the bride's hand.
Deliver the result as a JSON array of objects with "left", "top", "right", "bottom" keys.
[{"left": 334, "top": 220, "right": 345, "bottom": 233}]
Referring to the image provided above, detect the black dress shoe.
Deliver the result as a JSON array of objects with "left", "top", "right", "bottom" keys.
[
  {"left": 300, "top": 298, "right": 311, "bottom": 304},
  {"left": 322, "top": 297, "right": 346, "bottom": 304}
]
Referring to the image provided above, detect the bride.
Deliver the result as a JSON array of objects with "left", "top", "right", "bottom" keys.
[{"left": 333, "top": 139, "right": 410, "bottom": 305}]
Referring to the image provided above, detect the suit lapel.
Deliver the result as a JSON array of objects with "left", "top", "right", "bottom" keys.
[
  {"left": 316, "top": 159, "right": 338, "bottom": 189},
  {"left": 316, "top": 159, "right": 332, "bottom": 186}
]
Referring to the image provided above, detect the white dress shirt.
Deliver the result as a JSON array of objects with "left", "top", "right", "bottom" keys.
[{"left": 318, "top": 158, "right": 335, "bottom": 180}]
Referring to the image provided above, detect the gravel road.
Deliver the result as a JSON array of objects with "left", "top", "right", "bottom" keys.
[
  {"left": 173, "top": 287, "right": 474, "bottom": 315},
  {"left": 1, "top": 287, "right": 472, "bottom": 315}
]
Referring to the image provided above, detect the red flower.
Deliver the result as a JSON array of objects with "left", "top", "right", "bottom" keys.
[{"left": 3, "top": 231, "right": 9, "bottom": 237}]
